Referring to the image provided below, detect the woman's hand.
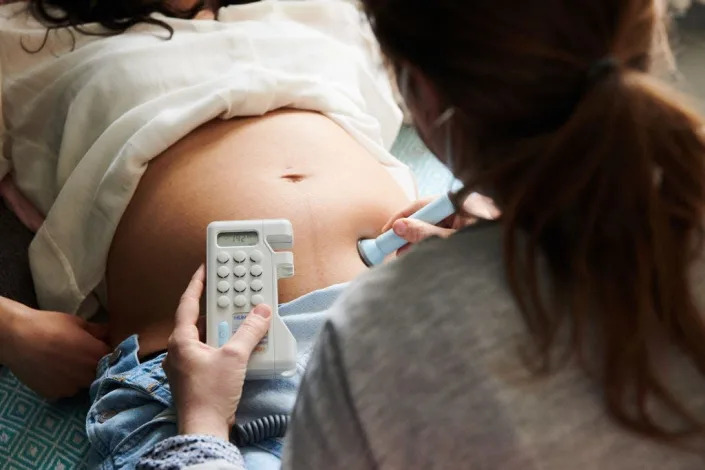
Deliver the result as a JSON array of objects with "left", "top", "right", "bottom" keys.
[
  {"left": 381, "top": 193, "right": 499, "bottom": 257},
  {"left": 163, "top": 266, "right": 272, "bottom": 441},
  {"left": 0, "top": 296, "right": 110, "bottom": 399}
]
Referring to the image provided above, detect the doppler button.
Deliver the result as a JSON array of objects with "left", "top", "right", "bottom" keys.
[
  {"left": 234, "top": 295, "right": 247, "bottom": 308},
  {"left": 251, "top": 294, "right": 264, "bottom": 306},
  {"left": 250, "top": 280, "right": 263, "bottom": 292},
  {"left": 233, "top": 265, "right": 247, "bottom": 278},
  {"left": 217, "top": 251, "right": 230, "bottom": 264},
  {"left": 217, "top": 266, "right": 230, "bottom": 278},
  {"left": 217, "top": 296, "right": 231, "bottom": 308},
  {"left": 218, "top": 321, "right": 230, "bottom": 347},
  {"left": 250, "top": 250, "right": 263, "bottom": 263},
  {"left": 234, "top": 280, "right": 247, "bottom": 292},
  {"left": 250, "top": 265, "right": 263, "bottom": 277},
  {"left": 217, "top": 281, "right": 230, "bottom": 293},
  {"left": 233, "top": 251, "right": 247, "bottom": 263}
]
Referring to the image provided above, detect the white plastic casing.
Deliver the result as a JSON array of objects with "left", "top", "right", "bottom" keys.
[{"left": 206, "top": 220, "right": 297, "bottom": 380}]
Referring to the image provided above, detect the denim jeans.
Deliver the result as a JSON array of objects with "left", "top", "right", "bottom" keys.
[
  {"left": 85, "top": 283, "right": 346, "bottom": 469},
  {"left": 86, "top": 335, "right": 176, "bottom": 469},
  {"left": 86, "top": 335, "right": 288, "bottom": 470}
]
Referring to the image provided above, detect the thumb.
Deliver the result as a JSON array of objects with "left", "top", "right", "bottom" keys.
[
  {"left": 70, "top": 315, "right": 109, "bottom": 340},
  {"left": 226, "top": 305, "right": 272, "bottom": 353},
  {"left": 83, "top": 321, "right": 110, "bottom": 341},
  {"left": 393, "top": 218, "right": 455, "bottom": 244}
]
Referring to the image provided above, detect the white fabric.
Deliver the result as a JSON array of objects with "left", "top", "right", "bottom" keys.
[{"left": 0, "top": 1, "right": 415, "bottom": 316}]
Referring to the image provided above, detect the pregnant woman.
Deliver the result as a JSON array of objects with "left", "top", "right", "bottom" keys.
[{"left": 0, "top": 0, "right": 412, "bottom": 403}]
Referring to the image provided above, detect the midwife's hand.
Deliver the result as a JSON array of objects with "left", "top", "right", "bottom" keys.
[
  {"left": 164, "top": 266, "right": 272, "bottom": 441},
  {"left": 381, "top": 193, "right": 500, "bottom": 257}
]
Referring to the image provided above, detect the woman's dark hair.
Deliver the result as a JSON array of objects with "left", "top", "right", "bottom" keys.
[
  {"left": 25, "top": 0, "right": 258, "bottom": 37},
  {"left": 363, "top": 0, "right": 705, "bottom": 442},
  {"left": 26, "top": 0, "right": 204, "bottom": 37}
]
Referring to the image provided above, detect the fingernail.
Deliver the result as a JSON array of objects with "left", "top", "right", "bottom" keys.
[
  {"left": 254, "top": 305, "right": 271, "bottom": 319},
  {"left": 393, "top": 220, "right": 408, "bottom": 236}
]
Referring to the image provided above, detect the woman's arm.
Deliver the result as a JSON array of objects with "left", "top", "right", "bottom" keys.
[
  {"left": 282, "top": 321, "right": 376, "bottom": 469},
  {"left": 0, "top": 297, "right": 22, "bottom": 363},
  {"left": 0, "top": 295, "right": 110, "bottom": 398}
]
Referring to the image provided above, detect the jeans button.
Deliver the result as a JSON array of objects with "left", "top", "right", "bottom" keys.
[{"left": 109, "top": 349, "right": 122, "bottom": 366}]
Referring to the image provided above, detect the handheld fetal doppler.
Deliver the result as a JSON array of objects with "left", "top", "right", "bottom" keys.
[
  {"left": 357, "top": 192, "right": 457, "bottom": 267},
  {"left": 206, "top": 220, "right": 297, "bottom": 380}
]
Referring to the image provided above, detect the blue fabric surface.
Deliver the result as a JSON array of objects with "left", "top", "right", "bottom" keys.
[{"left": 392, "top": 126, "right": 455, "bottom": 197}]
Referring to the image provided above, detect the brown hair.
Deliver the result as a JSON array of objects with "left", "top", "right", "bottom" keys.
[{"left": 362, "top": 0, "right": 705, "bottom": 441}]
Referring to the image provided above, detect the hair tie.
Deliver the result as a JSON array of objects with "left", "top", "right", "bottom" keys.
[{"left": 587, "top": 56, "right": 621, "bottom": 85}]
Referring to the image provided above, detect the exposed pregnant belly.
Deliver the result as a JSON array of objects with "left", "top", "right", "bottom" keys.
[{"left": 106, "top": 110, "right": 410, "bottom": 354}]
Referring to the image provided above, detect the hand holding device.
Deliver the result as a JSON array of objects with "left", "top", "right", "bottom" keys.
[
  {"left": 165, "top": 266, "right": 272, "bottom": 440},
  {"left": 358, "top": 193, "right": 457, "bottom": 266},
  {"left": 360, "top": 192, "right": 500, "bottom": 264}
]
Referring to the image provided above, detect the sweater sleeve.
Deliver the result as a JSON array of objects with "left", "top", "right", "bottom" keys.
[
  {"left": 283, "top": 321, "right": 376, "bottom": 469},
  {"left": 136, "top": 434, "right": 246, "bottom": 470}
]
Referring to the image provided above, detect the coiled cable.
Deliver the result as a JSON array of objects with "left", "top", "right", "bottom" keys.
[{"left": 233, "top": 414, "right": 290, "bottom": 447}]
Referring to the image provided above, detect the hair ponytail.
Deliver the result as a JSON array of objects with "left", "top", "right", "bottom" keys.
[{"left": 496, "top": 67, "right": 705, "bottom": 439}]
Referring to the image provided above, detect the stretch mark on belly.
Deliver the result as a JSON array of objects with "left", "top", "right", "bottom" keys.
[{"left": 281, "top": 173, "right": 307, "bottom": 183}]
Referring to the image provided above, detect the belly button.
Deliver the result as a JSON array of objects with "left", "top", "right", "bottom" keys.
[{"left": 281, "top": 173, "right": 307, "bottom": 183}]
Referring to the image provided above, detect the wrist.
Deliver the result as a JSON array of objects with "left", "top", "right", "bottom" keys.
[
  {"left": 0, "top": 298, "right": 24, "bottom": 364},
  {"left": 178, "top": 411, "right": 232, "bottom": 442}
]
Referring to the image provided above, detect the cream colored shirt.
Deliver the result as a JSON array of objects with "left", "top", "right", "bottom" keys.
[{"left": 0, "top": 1, "right": 414, "bottom": 315}]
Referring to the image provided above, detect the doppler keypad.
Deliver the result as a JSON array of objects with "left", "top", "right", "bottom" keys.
[{"left": 215, "top": 250, "right": 266, "bottom": 309}]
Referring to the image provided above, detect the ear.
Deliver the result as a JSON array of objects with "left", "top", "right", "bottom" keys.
[{"left": 402, "top": 65, "right": 445, "bottom": 136}]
